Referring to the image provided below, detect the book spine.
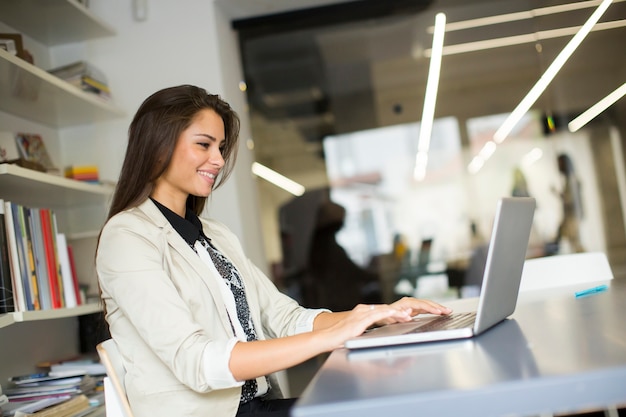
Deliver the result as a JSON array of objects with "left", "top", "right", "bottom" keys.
[
  {"left": 28, "top": 394, "right": 89, "bottom": 417},
  {"left": 56, "top": 233, "right": 77, "bottom": 308},
  {"left": 28, "top": 207, "right": 51, "bottom": 310},
  {"left": 11, "top": 202, "right": 34, "bottom": 310},
  {"left": 67, "top": 244, "right": 82, "bottom": 305},
  {"left": 39, "top": 209, "right": 62, "bottom": 309},
  {"left": 49, "top": 212, "right": 65, "bottom": 308},
  {"left": 3, "top": 201, "right": 26, "bottom": 312},
  {"left": 0, "top": 199, "right": 16, "bottom": 313},
  {"left": 21, "top": 206, "right": 41, "bottom": 310}
]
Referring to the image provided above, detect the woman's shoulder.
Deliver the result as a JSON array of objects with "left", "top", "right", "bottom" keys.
[
  {"left": 199, "top": 216, "right": 235, "bottom": 239},
  {"left": 102, "top": 200, "right": 167, "bottom": 234}
]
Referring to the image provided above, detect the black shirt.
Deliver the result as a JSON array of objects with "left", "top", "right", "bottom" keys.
[{"left": 151, "top": 198, "right": 204, "bottom": 247}]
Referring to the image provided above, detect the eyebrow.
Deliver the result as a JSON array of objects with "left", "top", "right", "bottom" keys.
[{"left": 194, "top": 133, "right": 225, "bottom": 144}]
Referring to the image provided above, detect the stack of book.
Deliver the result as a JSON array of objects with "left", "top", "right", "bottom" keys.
[
  {"left": 6, "top": 394, "right": 93, "bottom": 417},
  {"left": 0, "top": 199, "right": 82, "bottom": 313},
  {"left": 64, "top": 166, "right": 99, "bottom": 184},
  {"left": 47, "top": 61, "right": 111, "bottom": 101},
  {"left": 44, "top": 358, "right": 106, "bottom": 378},
  {"left": 1, "top": 369, "right": 103, "bottom": 417},
  {"left": 4, "top": 371, "right": 96, "bottom": 402}
]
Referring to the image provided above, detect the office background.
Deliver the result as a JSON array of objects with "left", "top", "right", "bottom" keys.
[
  {"left": 2, "top": 0, "right": 625, "bottom": 288},
  {"left": 0, "top": 0, "right": 625, "bottom": 402},
  {"left": 230, "top": 0, "right": 626, "bottom": 287}
]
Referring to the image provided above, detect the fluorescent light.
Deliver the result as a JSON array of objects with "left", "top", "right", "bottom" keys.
[
  {"left": 466, "top": 141, "right": 497, "bottom": 174},
  {"left": 427, "top": 0, "right": 625, "bottom": 33},
  {"left": 467, "top": 156, "right": 485, "bottom": 174},
  {"left": 251, "top": 162, "right": 305, "bottom": 196},
  {"left": 425, "top": 19, "right": 626, "bottom": 56},
  {"left": 493, "top": 0, "right": 613, "bottom": 143},
  {"left": 478, "top": 141, "right": 497, "bottom": 159},
  {"left": 413, "top": 151, "right": 428, "bottom": 181},
  {"left": 568, "top": 83, "right": 626, "bottom": 132},
  {"left": 414, "top": 12, "right": 446, "bottom": 181},
  {"left": 521, "top": 148, "right": 543, "bottom": 167}
]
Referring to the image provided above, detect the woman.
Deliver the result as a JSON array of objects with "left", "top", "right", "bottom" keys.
[{"left": 96, "top": 85, "right": 451, "bottom": 417}]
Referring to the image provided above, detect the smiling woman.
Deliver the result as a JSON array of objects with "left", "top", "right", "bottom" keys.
[{"left": 95, "top": 84, "right": 452, "bottom": 417}]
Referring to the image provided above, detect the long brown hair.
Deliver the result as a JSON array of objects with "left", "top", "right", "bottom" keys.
[{"left": 106, "top": 84, "right": 240, "bottom": 220}]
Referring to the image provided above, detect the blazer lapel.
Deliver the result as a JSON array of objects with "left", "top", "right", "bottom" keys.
[{"left": 137, "top": 200, "right": 234, "bottom": 332}]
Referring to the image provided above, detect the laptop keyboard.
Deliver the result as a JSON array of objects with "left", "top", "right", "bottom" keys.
[{"left": 405, "top": 312, "right": 477, "bottom": 333}]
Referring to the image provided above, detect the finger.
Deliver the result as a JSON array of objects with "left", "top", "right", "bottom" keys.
[
  {"left": 366, "top": 305, "right": 412, "bottom": 325},
  {"left": 394, "top": 298, "right": 452, "bottom": 315}
]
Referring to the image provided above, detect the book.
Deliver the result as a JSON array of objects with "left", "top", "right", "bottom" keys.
[
  {"left": 66, "top": 245, "right": 82, "bottom": 306},
  {"left": 48, "top": 61, "right": 107, "bottom": 86},
  {"left": 19, "top": 205, "right": 41, "bottom": 310},
  {"left": 28, "top": 207, "right": 51, "bottom": 310},
  {"left": 14, "top": 394, "right": 90, "bottom": 417},
  {"left": 0, "top": 396, "right": 72, "bottom": 416},
  {"left": 15, "top": 133, "right": 58, "bottom": 174},
  {"left": 39, "top": 209, "right": 62, "bottom": 309},
  {"left": 10, "top": 202, "right": 34, "bottom": 310},
  {"left": 66, "top": 75, "right": 111, "bottom": 95},
  {"left": 0, "top": 199, "right": 16, "bottom": 313},
  {"left": 64, "top": 166, "right": 99, "bottom": 183},
  {"left": 56, "top": 234, "right": 77, "bottom": 308},
  {"left": 6, "top": 376, "right": 96, "bottom": 401},
  {"left": 49, "top": 213, "right": 65, "bottom": 308},
  {"left": 9, "top": 371, "right": 87, "bottom": 385},
  {"left": 50, "top": 360, "right": 106, "bottom": 377},
  {"left": 3, "top": 200, "right": 26, "bottom": 312}
]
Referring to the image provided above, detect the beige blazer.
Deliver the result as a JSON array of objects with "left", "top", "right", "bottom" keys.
[{"left": 97, "top": 199, "right": 322, "bottom": 417}]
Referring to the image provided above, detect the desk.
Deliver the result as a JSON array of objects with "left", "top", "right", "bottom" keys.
[{"left": 292, "top": 283, "right": 626, "bottom": 417}]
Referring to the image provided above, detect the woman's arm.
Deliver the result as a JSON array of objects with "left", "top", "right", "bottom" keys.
[{"left": 229, "top": 298, "right": 451, "bottom": 381}]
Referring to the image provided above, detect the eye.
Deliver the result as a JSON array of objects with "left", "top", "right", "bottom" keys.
[{"left": 198, "top": 142, "right": 210, "bottom": 149}]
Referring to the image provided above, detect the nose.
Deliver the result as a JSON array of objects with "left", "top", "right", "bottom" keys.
[{"left": 210, "top": 147, "right": 225, "bottom": 168}]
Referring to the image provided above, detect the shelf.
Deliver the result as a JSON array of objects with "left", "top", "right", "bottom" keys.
[
  {"left": 0, "top": 303, "right": 102, "bottom": 329},
  {"left": 0, "top": 0, "right": 116, "bottom": 46},
  {"left": 0, "top": 49, "right": 125, "bottom": 127},
  {"left": 0, "top": 164, "right": 114, "bottom": 209},
  {"left": 0, "top": 313, "right": 15, "bottom": 328}
]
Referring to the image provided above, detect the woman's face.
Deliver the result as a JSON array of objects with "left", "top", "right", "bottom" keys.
[{"left": 152, "top": 109, "right": 225, "bottom": 215}]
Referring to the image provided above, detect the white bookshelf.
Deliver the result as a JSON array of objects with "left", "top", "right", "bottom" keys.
[
  {"left": 0, "top": 49, "right": 125, "bottom": 127},
  {"left": 0, "top": 1, "right": 116, "bottom": 386},
  {"left": 0, "top": 164, "right": 113, "bottom": 209},
  {"left": 0, "top": 0, "right": 116, "bottom": 46},
  {"left": 0, "top": 303, "right": 102, "bottom": 330}
]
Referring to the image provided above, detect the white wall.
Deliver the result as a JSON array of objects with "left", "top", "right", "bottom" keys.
[{"left": 54, "top": 0, "right": 268, "bottom": 274}]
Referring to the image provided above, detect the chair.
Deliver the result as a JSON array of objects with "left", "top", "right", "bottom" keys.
[{"left": 96, "top": 339, "right": 134, "bottom": 417}]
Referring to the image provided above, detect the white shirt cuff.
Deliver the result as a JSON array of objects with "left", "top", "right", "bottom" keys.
[
  {"left": 201, "top": 337, "right": 243, "bottom": 389},
  {"left": 295, "top": 308, "right": 330, "bottom": 334}
]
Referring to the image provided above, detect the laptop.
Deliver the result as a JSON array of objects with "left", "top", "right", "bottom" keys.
[{"left": 344, "top": 197, "right": 536, "bottom": 350}]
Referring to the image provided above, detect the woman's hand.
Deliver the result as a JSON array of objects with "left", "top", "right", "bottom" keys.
[
  {"left": 317, "top": 303, "right": 411, "bottom": 350},
  {"left": 375, "top": 297, "right": 453, "bottom": 326},
  {"left": 313, "top": 298, "right": 452, "bottom": 350}
]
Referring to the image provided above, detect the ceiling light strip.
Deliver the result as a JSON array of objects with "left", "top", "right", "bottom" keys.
[
  {"left": 493, "top": 0, "right": 613, "bottom": 143},
  {"left": 251, "top": 162, "right": 305, "bottom": 196},
  {"left": 425, "top": 19, "right": 626, "bottom": 56},
  {"left": 429, "top": 0, "right": 625, "bottom": 33},
  {"left": 568, "top": 83, "right": 626, "bottom": 132},
  {"left": 414, "top": 12, "right": 446, "bottom": 181}
]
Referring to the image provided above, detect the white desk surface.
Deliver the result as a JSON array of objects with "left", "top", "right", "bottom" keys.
[{"left": 292, "top": 281, "right": 626, "bottom": 417}]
